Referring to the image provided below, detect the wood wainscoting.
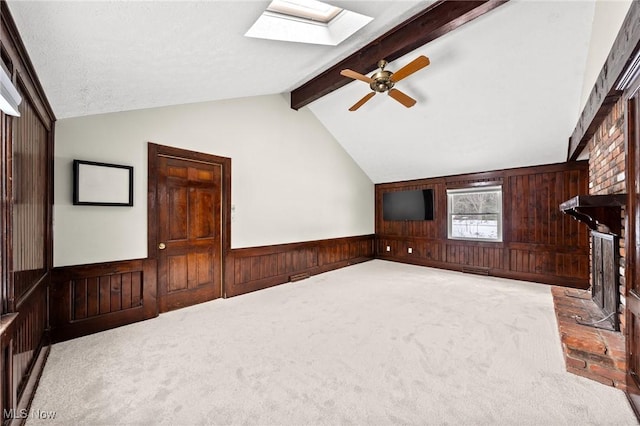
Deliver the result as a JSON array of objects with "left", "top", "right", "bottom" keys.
[
  {"left": 225, "top": 235, "right": 375, "bottom": 297},
  {"left": 49, "top": 235, "right": 374, "bottom": 341},
  {"left": 50, "top": 259, "right": 157, "bottom": 343},
  {"left": 376, "top": 162, "right": 589, "bottom": 288}
]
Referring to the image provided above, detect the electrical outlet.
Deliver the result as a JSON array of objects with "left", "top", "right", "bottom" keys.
[
  {"left": 408, "top": 247, "right": 413, "bottom": 254},
  {"left": 386, "top": 246, "right": 391, "bottom": 252}
]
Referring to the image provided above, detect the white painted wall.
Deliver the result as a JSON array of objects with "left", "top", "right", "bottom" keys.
[
  {"left": 579, "top": 0, "right": 633, "bottom": 111},
  {"left": 54, "top": 95, "right": 374, "bottom": 267}
]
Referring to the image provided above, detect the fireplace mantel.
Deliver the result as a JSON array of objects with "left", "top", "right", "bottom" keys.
[{"left": 560, "top": 194, "right": 627, "bottom": 235}]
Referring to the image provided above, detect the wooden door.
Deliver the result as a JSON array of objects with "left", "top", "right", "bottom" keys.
[
  {"left": 627, "top": 79, "right": 640, "bottom": 394},
  {"left": 156, "top": 155, "right": 223, "bottom": 312}
]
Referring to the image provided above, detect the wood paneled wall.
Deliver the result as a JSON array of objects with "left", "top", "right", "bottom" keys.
[
  {"left": 376, "top": 162, "right": 589, "bottom": 287},
  {"left": 1, "top": 2, "right": 55, "bottom": 423},
  {"left": 225, "top": 235, "right": 374, "bottom": 297},
  {"left": 50, "top": 259, "right": 157, "bottom": 343},
  {"left": 12, "top": 281, "right": 47, "bottom": 397},
  {"left": 12, "top": 81, "right": 48, "bottom": 302}
]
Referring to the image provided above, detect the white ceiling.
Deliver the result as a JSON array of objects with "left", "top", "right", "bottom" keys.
[
  {"left": 7, "top": 0, "right": 428, "bottom": 118},
  {"left": 309, "top": 1, "right": 595, "bottom": 182},
  {"left": 7, "top": 0, "right": 596, "bottom": 183}
]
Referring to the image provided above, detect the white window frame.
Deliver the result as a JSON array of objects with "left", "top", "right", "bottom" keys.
[{"left": 447, "top": 185, "right": 503, "bottom": 242}]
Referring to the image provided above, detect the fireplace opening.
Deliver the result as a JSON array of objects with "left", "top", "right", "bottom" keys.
[{"left": 559, "top": 194, "right": 626, "bottom": 332}]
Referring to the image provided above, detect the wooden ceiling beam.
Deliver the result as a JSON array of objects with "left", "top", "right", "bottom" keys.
[
  {"left": 290, "top": 0, "right": 509, "bottom": 110},
  {"left": 567, "top": 1, "right": 640, "bottom": 161}
]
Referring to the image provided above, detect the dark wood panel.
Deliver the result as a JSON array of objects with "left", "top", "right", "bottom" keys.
[
  {"left": 50, "top": 259, "right": 157, "bottom": 343},
  {"left": 1, "top": 3, "right": 55, "bottom": 423},
  {"left": 290, "top": 0, "right": 509, "bottom": 110},
  {"left": 192, "top": 252, "right": 213, "bottom": 288},
  {"left": 375, "top": 161, "right": 589, "bottom": 288},
  {"left": 70, "top": 271, "right": 143, "bottom": 321},
  {"left": 12, "top": 280, "right": 48, "bottom": 397},
  {"left": 631, "top": 311, "right": 640, "bottom": 390},
  {"left": 232, "top": 245, "right": 314, "bottom": 287},
  {"left": 10, "top": 79, "right": 49, "bottom": 307},
  {"left": 226, "top": 235, "right": 375, "bottom": 297},
  {"left": 168, "top": 186, "right": 188, "bottom": 241},
  {"left": 1, "top": 313, "right": 19, "bottom": 420},
  {"left": 168, "top": 255, "right": 189, "bottom": 292},
  {"left": 121, "top": 273, "right": 133, "bottom": 309},
  {"left": 0, "top": 1, "right": 55, "bottom": 423},
  {"left": 625, "top": 74, "right": 640, "bottom": 409}
]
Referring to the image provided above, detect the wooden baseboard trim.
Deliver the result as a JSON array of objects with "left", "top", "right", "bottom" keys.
[
  {"left": 376, "top": 255, "right": 588, "bottom": 289},
  {"left": 226, "top": 256, "right": 373, "bottom": 297}
]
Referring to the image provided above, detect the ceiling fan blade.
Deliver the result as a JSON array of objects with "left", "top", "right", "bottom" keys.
[
  {"left": 341, "top": 69, "right": 374, "bottom": 84},
  {"left": 390, "top": 55, "right": 430, "bottom": 82},
  {"left": 349, "top": 92, "right": 376, "bottom": 111},
  {"left": 388, "top": 89, "right": 416, "bottom": 108}
]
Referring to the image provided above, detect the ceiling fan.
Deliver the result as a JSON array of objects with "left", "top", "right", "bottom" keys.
[{"left": 340, "top": 55, "right": 430, "bottom": 111}]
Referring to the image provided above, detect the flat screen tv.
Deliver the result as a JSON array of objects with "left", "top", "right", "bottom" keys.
[{"left": 383, "top": 189, "right": 434, "bottom": 221}]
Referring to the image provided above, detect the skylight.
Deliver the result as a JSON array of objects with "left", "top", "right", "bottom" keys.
[
  {"left": 245, "top": 0, "right": 372, "bottom": 46},
  {"left": 267, "top": 0, "right": 342, "bottom": 24}
]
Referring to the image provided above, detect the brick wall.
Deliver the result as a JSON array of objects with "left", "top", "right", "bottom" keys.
[
  {"left": 589, "top": 99, "right": 626, "bottom": 194},
  {"left": 588, "top": 98, "right": 626, "bottom": 332}
]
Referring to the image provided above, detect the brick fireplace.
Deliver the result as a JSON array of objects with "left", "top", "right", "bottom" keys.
[{"left": 554, "top": 98, "right": 627, "bottom": 389}]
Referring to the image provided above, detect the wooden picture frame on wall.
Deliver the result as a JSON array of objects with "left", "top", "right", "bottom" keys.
[{"left": 73, "top": 159, "right": 134, "bottom": 206}]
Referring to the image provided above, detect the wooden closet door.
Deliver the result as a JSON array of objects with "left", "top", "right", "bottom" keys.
[{"left": 156, "top": 155, "right": 222, "bottom": 312}]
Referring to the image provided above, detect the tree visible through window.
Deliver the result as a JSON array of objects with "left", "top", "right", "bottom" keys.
[{"left": 447, "top": 186, "right": 502, "bottom": 241}]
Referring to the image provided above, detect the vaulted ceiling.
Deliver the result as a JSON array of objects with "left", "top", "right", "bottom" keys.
[{"left": 7, "top": 1, "right": 599, "bottom": 183}]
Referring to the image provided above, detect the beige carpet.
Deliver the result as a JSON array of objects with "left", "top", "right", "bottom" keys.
[{"left": 28, "top": 260, "right": 637, "bottom": 425}]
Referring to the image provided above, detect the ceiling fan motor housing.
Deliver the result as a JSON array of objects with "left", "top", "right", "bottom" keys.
[
  {"left": 370, "top": 70, "right": 395, "bottom": 93},
  {"left": 341, "top": 55, "right": 428, "bottom": 110}
]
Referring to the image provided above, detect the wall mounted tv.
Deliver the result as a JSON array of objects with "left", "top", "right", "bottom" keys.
[{"left": 383, "top": 189, "right": 434, "bottom": 221}]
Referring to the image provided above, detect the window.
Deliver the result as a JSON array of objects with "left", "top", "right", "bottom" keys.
[{"left": 447, "top": 185, "right": 502, "bottom": 242}]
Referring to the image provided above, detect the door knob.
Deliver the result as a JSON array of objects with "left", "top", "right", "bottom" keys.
[{"left": 158, "top": 243, "right": 166, "bottom": 250}]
